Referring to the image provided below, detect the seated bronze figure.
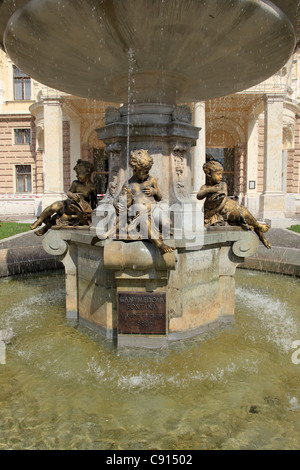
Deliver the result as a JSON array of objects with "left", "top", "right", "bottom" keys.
[
  {"left": 92, "top": 149, "right": 174, "bottom": 255},
  {"left": 30, "top": 159, "right": 97, "bottom": 236},
  {"left": 197, "top": 159, "right": 271, "bottom": 249}
]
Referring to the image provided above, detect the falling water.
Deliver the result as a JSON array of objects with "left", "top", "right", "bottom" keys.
[
  {"left": 126, "top": 48, "right": 136, "bottom": 179},
  {"left": 297, "top": 1, "right": 300, "bottom": 34}
]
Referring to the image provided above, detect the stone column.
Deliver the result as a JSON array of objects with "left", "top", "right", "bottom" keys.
[
  {"left": 192, "top": 102, "right": 206, "bottom": 196},
  {"left": 259, "top": 94, "right": 285, "bottom": 222},
  {"left": 245, "top": 116, "right": 259, "bottom": 217},
  {"left": 69, "top": 118, "right": 81, "bottom": 181},
  {"left": 42, "top": 97, "right": 65, "bottom": 209},
  {"left": 235, "top": 143, "right": 247, "bottom": 198}
]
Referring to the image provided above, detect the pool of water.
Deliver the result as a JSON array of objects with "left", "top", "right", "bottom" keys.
[{"left": 0, "top": 269, "right": 299, "bottom": 450}]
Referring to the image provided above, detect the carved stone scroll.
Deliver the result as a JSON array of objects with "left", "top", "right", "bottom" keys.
[{"left": 171, "top": 142, "right": 191, "bottom": 200}]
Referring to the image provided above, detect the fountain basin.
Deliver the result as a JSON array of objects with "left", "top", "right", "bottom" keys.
[
  {"left": 0, "top": 267, "right": 299, "bottom": 449},
  {"left": 1, "top": 0, "right": 297, "bottom": 103}
]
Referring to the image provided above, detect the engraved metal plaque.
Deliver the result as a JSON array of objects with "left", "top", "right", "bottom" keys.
[{"left": 118, "top": 291, "right": 166, "bottom": 335}]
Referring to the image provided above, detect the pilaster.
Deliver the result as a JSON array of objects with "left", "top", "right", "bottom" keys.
[
  {"left": 192, "top": 102, "right": 206, "bottom": 197},
  {"left": 259, "top": 94, "right": 285, "bottom": 221},
  {"left": 42, "top": 97, "right": 65, "bottom": 209},
  {"left": 69, "top": 118, "right": 82, "bottom": 181},
  {"left": 245, "top": 115, "right": 259, "bottom": 217}
]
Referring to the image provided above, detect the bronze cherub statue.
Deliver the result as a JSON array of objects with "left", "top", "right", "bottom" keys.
[
  {"left": 93, "top": 149, "right": 174, "bottom": 255},
  {"left": 30, "top": 159, "right": 97, "bottom": 236},
  {"left": 197, "top": 159, "right": 271, "bottom": 249}
]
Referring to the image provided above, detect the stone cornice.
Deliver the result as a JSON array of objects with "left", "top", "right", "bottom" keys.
[{"left": 96, "top": 122, "right": 200, "bottom": 142}]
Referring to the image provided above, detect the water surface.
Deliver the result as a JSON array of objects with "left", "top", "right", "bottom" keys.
[{"left": 0, "top": 269, "right": 299, "bottom": 450}]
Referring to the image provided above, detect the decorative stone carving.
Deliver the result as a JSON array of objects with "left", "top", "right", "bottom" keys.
[
  {"left": 104, "top": 142, "right": 122, "bottom": 198},
  {"left": 105, "top": 142, "right": 122, "bottom": 155},
  {"left": 171, "top": 142, "right": 191, "bottom": 197},
  {"left": 105, "top": 106, "right": 121, "bottom": 125},
  {"left": 103, "top": 240, "right": 176, "bottom": 271},
  {"left": 36, "top": 124, "right": 44, "bottom": 151},
  {"left": 42, "top": 230, "right": 69, "bottom": 256},
  {"left": 174, "top": 157, "right": 185, "bottom": 190},
  {"left": 232, "top": 236, "right": 259, "bottom": 258},
  {"left": 172, "top": 105, "right": 192, "bottom": 124}
]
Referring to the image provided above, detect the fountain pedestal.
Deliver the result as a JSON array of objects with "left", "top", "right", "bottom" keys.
[
  {"left": 1, "top": 0, "right": 297, "bottom": 350},
  {"left": 43, "top": 227, "right": 258, "bottom": 348},
  {"left": 41, "top": 102, "right": 260, "bottom": 349}
]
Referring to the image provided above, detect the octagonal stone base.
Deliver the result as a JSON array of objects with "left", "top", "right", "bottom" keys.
[{"left": 43, "top": 227, "right": 259, "bottom": 349}]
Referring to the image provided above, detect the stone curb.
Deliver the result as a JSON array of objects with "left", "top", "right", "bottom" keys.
[
  {"left": 0, "top": 245, "right": 299, "bottom": 278},
  {"left": 241, "top": 245, "right": 300, "bottom": 277},
  {"left": 0, "top": 245, "right": 63, "bottom": 278}
]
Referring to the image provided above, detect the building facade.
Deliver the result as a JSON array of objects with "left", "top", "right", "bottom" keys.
[
  {"left": 202, "top": 52, "right": 300, "bottom": 225},
  {"left": 0, "top": 49, "right": 114, "bottom": 217},
  {"left": 0, "top": 48, "right": 300, "bottom": 225}
]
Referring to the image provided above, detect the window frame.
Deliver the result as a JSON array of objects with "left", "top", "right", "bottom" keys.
[
  {"left": 13, "top": 128, "right": 31, "bottom": 145},
  {"left": 14, "top": 164, "right": 33, "bottom": 194},
  {"left": 13, "top": 65, "right": 31, "bottom": 101}
]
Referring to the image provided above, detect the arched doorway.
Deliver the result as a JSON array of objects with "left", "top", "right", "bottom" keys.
[{"left": 205, "top": 115, "right": 246, "bottom": 197}]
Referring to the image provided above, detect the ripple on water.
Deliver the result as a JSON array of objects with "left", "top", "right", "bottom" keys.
[{"left": 0, "top": 270, "right": 299, "bottom": 450}]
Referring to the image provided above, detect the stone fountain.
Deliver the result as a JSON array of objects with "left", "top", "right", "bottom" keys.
[{"left": 1, "top": 0, "right": 298, "bottom": 348}]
